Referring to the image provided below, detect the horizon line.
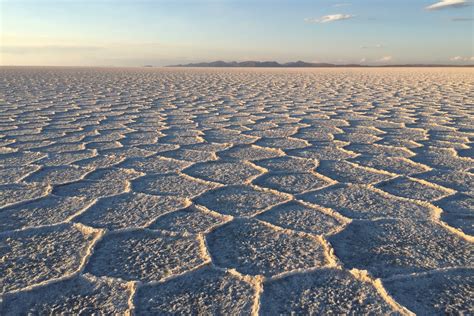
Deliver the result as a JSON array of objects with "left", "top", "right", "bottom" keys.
[{"left": 1, "top": 64, "right": 474, "bottom": 68}]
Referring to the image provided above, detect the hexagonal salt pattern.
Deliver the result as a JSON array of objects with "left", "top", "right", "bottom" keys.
[
  {"left": 206, "top": 219, "right": 328, "bottom": 276},
  {"left": 0, "top": 274, "right": 132, "bottom": 315},
  {"left": 253, "top": 172, "right": 333, "bottom": 194},
  {"left": 85, "top": 230, "right": 206, "bottom": 282},
  {"left": 255, "top": 156, "right": 318, "bottom": 173},
  {"left": 0, "top": 165, "right": 41, "bottom": 184},
  {"left": 260, "top": 268, "right": 396, "bottom": 315},
  {"left": 0, "top": 183, "right": 51, "bottom": 208},
  {"left": 287, "top": 142, "right": 358, "bottom": 161},
  {"left": 195, "top": 185, "right": 289, "bottom": 217},
  {"left": 218, "top": 144, "right": 284, "bottom": 161},
  {"left": 52, "top": 179, "right": 129, "bottom": 199},
  {"left": 316, "top": 160, "right": 393, "bottom": 184},
  {"left": 300, "top": 184, "right": 434, "bottom": 220},
  {"left": 376, "top": 176, "right": 454, "bottom": 202},
  {"left": 119, "top": 155, "right": 191, "bottom": 174},
  {"left": 74, "top": 192, "right": 188, "bottom": 230},
  {"left": 435, "top": 193, "right": 474, "bottom": 236},
  {"left": 416, "top": 170, "right": 474, "bottom": 195},
  {"left": 351, "top": 155, "right": 431, "bottom": 176},
  {"left": 1, "top": 67, "right": 472, "bottom": 313},
  {"left": 183, "top": 161, "right": 264, "bottom": 185},
  {"left": 256, "top": 200, "right": 346, "bottom": 235},
  {"left": 329, "top": 219, "right": 473, "bottom": 278},
  {"left": 132, "top": 173, "right": 218, "bottom": 198},
  {"left": 1, "top": 224, "right": 100, "bottom": 294},
  {"left": 149, "top": 205, "right": 228, "bottom": 233},
  {"left": 383, "top": 269, "right": 474, "bottom": 315},
  {"left": 0, "top": 196, "right": 92, "bottom": 233},
  {"left": 134, "top": 267, "right": 255, "bottom": 314},
  {"left": 24, "top": 165, "right": 91, "bottom": 185}
]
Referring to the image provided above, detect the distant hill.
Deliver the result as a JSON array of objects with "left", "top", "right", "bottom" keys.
[
  {"left": 167, "top": 60, "right": 473, "bottom": 68},
  {"left": 167, "top": 60, "right": 362, "bottom": 68}
]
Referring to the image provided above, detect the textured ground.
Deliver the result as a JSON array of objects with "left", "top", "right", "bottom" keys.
[{"left": 0, "top": 67, "right": 473, "bottom": 315}]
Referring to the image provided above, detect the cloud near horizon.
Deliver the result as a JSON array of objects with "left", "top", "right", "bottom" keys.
[
  {"left": 450, "top": 56, "right": 474, "bottom": 61},
  {"left": 305, "top": 14, "right": 354, "bottom": 24},
  {"left": 426, "top": 0, "right": 470, "bottom": 10},
  {"left": 361, "top": 44, "right": 384, "bottom": 49},
  {"left": 376, "top": 56, "right": 393, "bottom": 62}
]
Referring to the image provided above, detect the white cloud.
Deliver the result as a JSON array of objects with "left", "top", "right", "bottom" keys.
[
  {"left": 361, "top": 44, "right": 384, "bottom": 49},
  {"left": 426, "top": 0, "right": 470, "bottom": 10},
  {"left": 450, "top": 56, "right": 474, "bottom": 61},
  {"left": 305, "top": 14, "right": 354, "bottom": 24},
  {"left": 376, "top": 56, "right": 393, "bottom": 62}
]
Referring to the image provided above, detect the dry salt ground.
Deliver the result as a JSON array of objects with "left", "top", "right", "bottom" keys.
[{"left": 0, "top": 67, "right": 473, "bottom": 315}]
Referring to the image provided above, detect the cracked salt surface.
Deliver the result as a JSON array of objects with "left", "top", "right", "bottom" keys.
[{"left": 0, "top": 67, "right": 473, "bottom": 314}]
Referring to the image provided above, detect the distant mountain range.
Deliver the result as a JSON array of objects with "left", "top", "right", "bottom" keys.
[{"left": 166, "top": 60, "right": 473, "bottom": 68}]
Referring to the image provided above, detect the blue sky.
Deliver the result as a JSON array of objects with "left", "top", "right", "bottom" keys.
[{"left": 1, "top": 0, "right": 473, "bottom": 66}]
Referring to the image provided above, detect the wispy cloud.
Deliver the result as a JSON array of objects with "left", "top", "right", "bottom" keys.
[
  {"left": 333, "top": 3, "right": 351, "bottom": 7},
  {"left": 360, "top": 44, "right": 384, "bottom": 49},
  {"left": 305, "top": 14, "right": 354, "bottom": 24},
  {"left": 451, "top": 17, "right": 474, "bottom": 21},
  {"left": 1, "top": 45, "right": 104, "bottom": 55},
  {"left": 426, "top": 0, "right": 470, "bottom": 10},
  {"left": 450, "top": 56, "right": 474, "bottom": 61},
  {"left": 376, "top": 56, "right": 393, "bottom": 63}
]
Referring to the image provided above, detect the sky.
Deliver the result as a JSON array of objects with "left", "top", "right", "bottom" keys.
[{"left": 1, "top": 0, "right": 473, "bottom": 66}]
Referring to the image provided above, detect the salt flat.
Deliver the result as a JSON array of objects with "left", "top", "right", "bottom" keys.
[{"left": 0, "top": 67, "right": 473, "bottom": 315}]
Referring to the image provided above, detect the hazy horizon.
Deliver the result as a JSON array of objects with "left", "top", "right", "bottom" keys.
[{"left": 1, "top": 0, "right": 473, "bottom": 66}]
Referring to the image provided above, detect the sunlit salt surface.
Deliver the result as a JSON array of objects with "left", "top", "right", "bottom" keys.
[{"left": 0, "top": 67, "right": 473, "bottom": 315}]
